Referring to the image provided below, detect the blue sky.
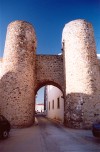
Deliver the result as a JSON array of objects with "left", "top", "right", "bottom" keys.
[
  {"left": 0, "top": 0, "right": 100, "bottom": 103},
  {"left": 0, "top": 0, "right": 100, "bottom": 57}
]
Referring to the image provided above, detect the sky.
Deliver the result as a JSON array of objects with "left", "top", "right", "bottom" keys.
[{"left": 0, "top": 0, "right": 100, "bottom": 103}]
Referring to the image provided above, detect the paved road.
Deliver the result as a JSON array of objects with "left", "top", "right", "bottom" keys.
[{"left": 0, "top": 116, "right": 100, "bottom": 152}]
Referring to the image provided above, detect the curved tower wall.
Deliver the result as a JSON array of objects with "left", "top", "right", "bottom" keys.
[
  {"left": 0, "top": 19, "right": 99, "bottom": 129},
  {"left": 1, "top": 21, "right": 36, "bottom": 127},
  {"left": 62, "top": 19, "right": 100, "bottom": 128},
  {"left": 0, "top": 58, "right": 3, "bottom": 78},
  {"left": 0, "top": 58, "right": 3, "bottom": 114}
]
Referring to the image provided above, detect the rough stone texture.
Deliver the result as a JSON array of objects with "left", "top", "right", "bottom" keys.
[
  {"left": 62, "top": 19, "right": 100, "bottom": 129},
  {"left": 35, "top": 55, "right": 64, "bottom": 93},
  {"left": 0, "top": 58, "right": 3, "bottom": 74},
  {"left": 0, "top": 21, "right": 64, "bottom": 128},
  {"left": 0, "top": 21, "right": 36, "bottom": 127},
  {"left": 98, "top": 59, "right": 100, "bottom": 68},
  {"left": 0, "top": 19, "right": 100, "bottom": 129},
  {"left": 0, "top": 58, "right": 3, "bottom": 114}
]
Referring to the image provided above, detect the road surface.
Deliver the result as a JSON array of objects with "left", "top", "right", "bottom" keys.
[{"left": 0, "top": 115, "right": 100, "bottom": 152}]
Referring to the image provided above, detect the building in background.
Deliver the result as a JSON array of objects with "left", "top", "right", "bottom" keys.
[
  {"left": 35, "top": 103, "right": 44, "bottom": 113},
  {"left": 45, "top": 85, "right": 64, "bottom": 123}
]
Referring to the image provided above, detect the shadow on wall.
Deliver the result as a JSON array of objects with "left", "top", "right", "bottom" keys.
[
  {"left": 64, "top": 92, "right": 100, "bottom": 129},
  {"left": 0, "top": 71, "right": 35, "bottom": 127},
  {"left": 0, "top": 71, "right": 22, "bottom": 121}
]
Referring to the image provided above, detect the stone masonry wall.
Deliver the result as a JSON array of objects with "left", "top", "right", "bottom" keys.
[
  {"left": 98, "top": 59, "right": 100, "bottom": 68},
  {"left": 0, "top": 58, "right": 3, "bottom": 76},
  {"left": 0, "top": 21, "right": 37, "bottom": 127},
  {"left": 62, "top": 19, "right": 100, "bottom": 129},
  {"left": 0, "top": 58, "right": 2, "bottom": 68},
  {"left": 0, "top": 59, "right": 3, "bottom": 78},
  {"left": 35, "top": 55, "right": 64, "bottom": 93},
  {"left": 0, "top": 19, "right": 100, "bottom": 129},
  {"left": 0, "top": 58, "right": 3, "bottom": 114}
]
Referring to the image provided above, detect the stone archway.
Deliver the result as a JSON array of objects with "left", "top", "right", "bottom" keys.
[
  {"left": 35, "top": 55, "right": 64, "bottom": 92},
  {"left": 0, "top": 21, "right": 65, "bottom": 128},
  {"left": 0, "top": 19, "right": 100, "bottom": 129},
  {"left": 35, "top": 80, "right": 64, "bottom": 95}
]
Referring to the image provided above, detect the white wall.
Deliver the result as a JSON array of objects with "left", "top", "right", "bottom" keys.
[
  {"left": 46, "top": 85, "right": 64, "bottom": 123},
  {"left": 35, "top": 104, "right": 44, "bottom": 113}
]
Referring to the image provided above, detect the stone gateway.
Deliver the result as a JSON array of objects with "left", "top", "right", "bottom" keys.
[{"left": 0, "top": 19, "right": 100, "bottom": 129}]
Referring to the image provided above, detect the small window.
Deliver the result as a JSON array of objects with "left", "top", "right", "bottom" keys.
[
  {"left": 49, "top": 102, "right": 50, "bottom": 110},
  {"left": 52, "top": 100, "right": 54, "bottom": 109},
  {"left": 57, "top": 97, "right": 60, "bottom": 109}
]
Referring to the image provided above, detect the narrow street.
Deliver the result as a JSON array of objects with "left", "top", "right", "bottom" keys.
[{"left": 0, "top": 115, "right": 100, "bottom": 152}]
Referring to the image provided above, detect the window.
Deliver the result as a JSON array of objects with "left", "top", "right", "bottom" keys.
[
  {"left": 57, "top": 97, "right": 60, "bottom": 109},
  {"left": 52, "top": 100, "right": 54, "bottom": 109},
  {"left": 49, "top": 102, "right": 50, "bottom": 110}
]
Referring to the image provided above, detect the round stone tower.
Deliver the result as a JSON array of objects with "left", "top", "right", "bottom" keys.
[
  {"left": 62, "top": 19, "right": 100, "bottom": 128},
  {"left": 1, "top": 21, "right": 37, "bottom": 127}
]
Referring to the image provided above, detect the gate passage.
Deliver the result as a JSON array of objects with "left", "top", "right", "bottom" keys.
[{"left": 0, "top": 19, "right": 100, "bottom": 129}]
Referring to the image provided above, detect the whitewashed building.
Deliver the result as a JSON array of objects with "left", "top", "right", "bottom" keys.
[
  {"left": 45, "top": 85, "right": 64, "bottom": 123},
  {"left": 35, "top": 104, "right": 44, "bottom": 113}
]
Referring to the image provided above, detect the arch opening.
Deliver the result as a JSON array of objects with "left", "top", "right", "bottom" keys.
[
  {"left": 35, "top": 80, "right": 64, "bottom": 96},
  {"left": 35, "top": 82, "right": 64, "bottom": 124}
]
